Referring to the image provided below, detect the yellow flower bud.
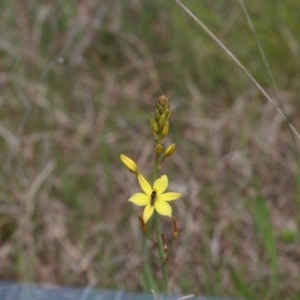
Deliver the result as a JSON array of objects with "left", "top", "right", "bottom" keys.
[
  {"left": 165, "top": 143, "right": 176, "bottom": 157},
  {"left": 166, "top": 110, "right": 172, "bottom": 120},
  {"left": 120, "top": 154, "right": 138, "bottom": 174},
  {"left": 151, "top": 119, "right": 159, "bottom": 133},
  {"left": 164, "top": 109, "right": 170, "bottom": 119},
  {"left": 158, "top": 114, "right": 166, "bottom": 130},
  {"left": 155, "top": 144, "right": 164, "bottom": 155},
  {"left": 155, "top": 109, "right": 160, "bottom": 122},
  {"left": 161, "top": 121, "right": 169, "bottom": 137}
]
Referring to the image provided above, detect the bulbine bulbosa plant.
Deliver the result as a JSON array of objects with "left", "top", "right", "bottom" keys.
[{"left": 120, "top": 95, "right": 181, "bottom": 299}]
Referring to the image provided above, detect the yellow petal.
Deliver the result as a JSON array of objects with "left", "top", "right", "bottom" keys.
[
  {"left": 155, "top": 201, "right": 172, "bottom": 217},
  {"left": 129, "top": 193, "right": 149, "bottom": 206},
  {"left": 120, "top": 154, "right": 138, "bottom": 173},
  {"left": 153, "top": 175, "right": 168, "bottom": 195},
  {"left": 138, "top": 174, "right": 152, "bottom": 195},
  {"left": 159, "top": 192, "right": 181, "bottom": 202},
  {"left": 143, "top": 203, "right": 155, "bottom": 223}
]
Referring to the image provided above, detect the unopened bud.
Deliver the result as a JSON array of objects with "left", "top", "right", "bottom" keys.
[
  {"left": 155, "top": 144, "right": 164, "bottom": 155},
  {"left": 166, "top": 110, "right": 172, "bottom": 120},
  {"left": 158, "top": 95, "right": 169, "bottom": 109},
  {"left": 158, "top": 114, "right": 166, "bottom": 130},
  {"left": 138, "top": 215, "right": 147, "bottom": 232},
  {"left": 155, "top": 109, "right": 160, "bottom": 122},
  {"left": 151, "top": 119, "right": 159, "bottom": 133},
  {"left": 161, "top": 121, "right": 169, "bottom": 137},
  {"left": 120, "top": 154, "right": 138, "bottom": 174},
  {"left": 165, "top": 143, "right": 176, "bottom": 157}
]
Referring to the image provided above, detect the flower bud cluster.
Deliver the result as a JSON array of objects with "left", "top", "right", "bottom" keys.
[
  {"left": 151, "top": 95, "right": 172, "bottom": 142},
  {"left": 151, "top": 95, "right": 176, "bottom": 164}
]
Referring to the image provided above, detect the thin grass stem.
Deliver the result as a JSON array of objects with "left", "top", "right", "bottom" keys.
[{"left": 175, "top": 0, "right": 300, "bottom": 143}]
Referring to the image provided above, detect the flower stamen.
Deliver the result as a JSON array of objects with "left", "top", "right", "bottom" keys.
[{"left": 150, "top": 189, "right": 157, "bottom": 206}]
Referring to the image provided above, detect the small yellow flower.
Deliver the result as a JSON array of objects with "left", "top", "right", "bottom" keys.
[
  {"left": 120, "top": 154, "right": 138, "bottom": 174},
  {"left": 129, "top": 174, "right": 181, "bottom": 223}
]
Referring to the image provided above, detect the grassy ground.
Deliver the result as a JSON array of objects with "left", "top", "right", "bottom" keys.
[{"left": 1, "top": 0, "right": 300, "bottom": 299}]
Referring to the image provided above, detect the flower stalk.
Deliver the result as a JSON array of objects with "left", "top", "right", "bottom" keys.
[
  {"left": 153, "top": 160, "right": 168, "bottom": 298},
  {"left": 120, "top": 95, "right": 181, "bottom": 299},
  {"left": 154, "top": 211, "right": 168, "bottom": 296}
]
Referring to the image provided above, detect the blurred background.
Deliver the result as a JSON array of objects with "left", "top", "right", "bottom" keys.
[{"left": 0, "top": 0, "right": 300, "bottom": 299}]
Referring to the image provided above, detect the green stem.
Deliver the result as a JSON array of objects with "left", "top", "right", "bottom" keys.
[
  {"left": 154, "top": 211, "right": 168, "bottom": 298},
  {"left": 153, "top": 159, "right": 169, "bottom": 298},
  {"left": 152, "top": 157, "right": 159, "bottom": 184}
]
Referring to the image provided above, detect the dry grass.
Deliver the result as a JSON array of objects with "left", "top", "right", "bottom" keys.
[{"left": 0, "top": 0, "right": 300, "bottom": 299}]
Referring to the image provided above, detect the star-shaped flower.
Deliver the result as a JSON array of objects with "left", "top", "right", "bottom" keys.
[{"left": 129, "top": 174, "right": 181, "bottom": 223}]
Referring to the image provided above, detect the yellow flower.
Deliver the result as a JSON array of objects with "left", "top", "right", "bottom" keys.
[
  {"left": 129, "top": 174, "right": 181, "bottom": 223},
  {"left": 120, "top": 154, "right": 138, "bottom": 174}
]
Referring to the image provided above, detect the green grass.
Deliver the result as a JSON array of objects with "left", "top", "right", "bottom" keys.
[{"left": 0, "top": 0, "right": 300, "bottom": 299}]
